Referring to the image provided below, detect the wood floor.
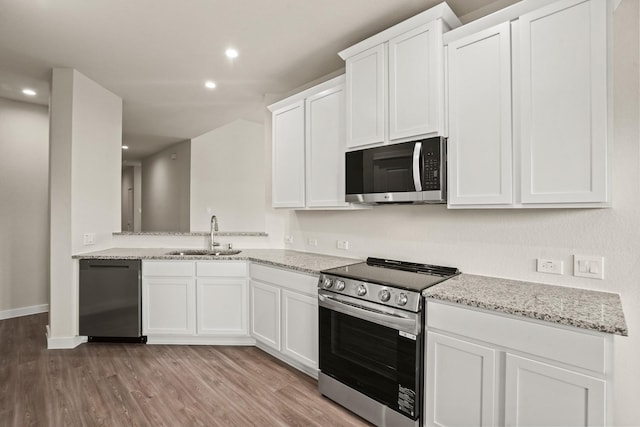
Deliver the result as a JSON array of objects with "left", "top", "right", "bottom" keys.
[{"left": 0, "top": 313, "right": 371, "bottom": 426}]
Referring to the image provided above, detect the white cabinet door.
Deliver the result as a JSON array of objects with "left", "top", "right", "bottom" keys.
[
  {"left": 519, "top": 0, "right": 608, "bottom": 204},
  {"left": 142, "top": 277, "right": 195, "bottom": 335},
  {"left": 345, "top": 44, "right": 386, "bottom": 148},
  {"left": 196, "top": 278, "right": 247, "bottom": 336},
  {"left": 305, "top": 83, "right": 348, "bottom": 208},
  {"left": 388, "top": 21, "right": 442, "bottom": 140},
  {"left": 250, "top": 280, "right": 281, "bottom": 350},
  {"left": 447, "top": 22, "right": 513, "bottom": 206},
  {"left": 271, "top": 101, "right": 305, "bottom": 208},
  {"left": 504, "top": 353, "right": 606, "bottom": 427},
  {"left": 425, "top": 331, "right": 497, "bottom": 427},
  {"left": 281, "top": 289, "right": 318, "bottom": 369}
]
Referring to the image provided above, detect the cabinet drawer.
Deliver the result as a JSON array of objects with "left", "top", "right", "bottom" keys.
[
  {"left": 426, "top": 301, "right": 606, "bottom": 373},
  {"left": 143, "top": 261, "right": 195, "bottom": 277},
  {"left": 196, "top": 261, "right": 247, "bottom": 277},
  {"left": 250, "top": 263, "right": 318, "bottom": 295}
]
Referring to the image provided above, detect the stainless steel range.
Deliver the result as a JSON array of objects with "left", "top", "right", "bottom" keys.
[{"left": 317, "top": 257, "right": 459, "bottom": 427}]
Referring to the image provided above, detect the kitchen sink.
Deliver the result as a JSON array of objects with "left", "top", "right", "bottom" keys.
[{"left": 166, "top": 249, "right": 242, "bottom": 256}]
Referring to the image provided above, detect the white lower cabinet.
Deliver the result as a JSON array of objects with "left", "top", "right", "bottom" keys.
[
  {"left": 426, "top": 332, "right": 497, "bottom": 427},
  {"left": 250, "top": 279, "right": 281, "bottom": 350},
  {"left": 143, "top": 276, "right": 196, "bottom": 335},
  {"left": 425, "top": 300, "right": 611, "bottom": 427},
  {"left": 250, "top": 263, "right": 319, "bottom": 377},
  {"left": 504, "top": 354, "right": 606, "bottom": 427},
  {"left": 141, "top": 260, "right": 320, "bottom": 377},
  {"left": 196, "top": 278, "right": 247, "bottom": 336},
  {"left": 142, "top": 260, "right": 250, "bottom": 344},
  {"left": 281, "top": 289, "right": 317, "bottom": 368},
  {"left": 142, "top": 261, "right": 196, "bottom": 336}
]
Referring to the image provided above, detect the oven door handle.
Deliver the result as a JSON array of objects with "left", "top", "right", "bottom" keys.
[{"left": 318, "top": 293, "right": 419, "bottom": 335}]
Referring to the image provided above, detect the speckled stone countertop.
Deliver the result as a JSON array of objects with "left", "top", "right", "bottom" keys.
[
  {"left": 73, "top": 248, "right": 360, "bottom": 275},
  {"left": 424, "top": 274, "right": 628, "bottom": 336},
  {"left": 113, "top": 231, "right": 268, "bottom": 237}
]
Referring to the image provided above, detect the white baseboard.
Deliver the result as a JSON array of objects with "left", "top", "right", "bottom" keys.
[
  {"left": 46, "top": 324, "right": 87, "bottom": 349},
  {"left": 146, "top": 335, "right": 256, "bottom": 346},
  {"left": 0, "top": 303, "right": 49, "bottom": 321}
]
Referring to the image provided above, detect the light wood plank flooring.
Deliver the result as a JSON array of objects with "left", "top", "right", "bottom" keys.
[{"left": 0, "top": 313, "right": 371, "bottom": 426}]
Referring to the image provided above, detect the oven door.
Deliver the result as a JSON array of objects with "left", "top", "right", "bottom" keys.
[{"left": 318, "top": 290, "right": 423, "bottom": 420}]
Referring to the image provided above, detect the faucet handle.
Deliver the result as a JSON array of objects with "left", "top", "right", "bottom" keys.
[{"left": 212, "top": 242, "right": 221, "bottom": 247}]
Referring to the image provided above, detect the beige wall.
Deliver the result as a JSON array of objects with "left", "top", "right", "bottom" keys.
[
  {"left": 49, "top": 68, "right": 122, "bottom": 343},
  {"left": 190, "top": 119, "right": 266, "bottom": 232},
  {"left": 141, "top": 139, "right": 190, "bottom": 232},
  {"left": 281, "top": 2, "right": 640, "bottom": 424},
  {"left": 0, "top": 98, "right": 49, "bottom": 317}
]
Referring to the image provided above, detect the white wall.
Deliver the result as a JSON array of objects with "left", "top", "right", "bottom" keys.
[
  {"left": 190, "top": 119, "right": 266, "bottom": 232},
  {"left": 141, "top": 139, "right": 190, "bottom": 232},
  {"left": 0, "top": 97, "right": 49, "bottom": 318},
  {"left": 282, "top": 2, "right": 640, "bottom": 424},
  {"left": 49, "top": 68, "right": 122, "bottom": 343},
  {"left": 121, "top": 166, "right": 134, "bottom": 231}
]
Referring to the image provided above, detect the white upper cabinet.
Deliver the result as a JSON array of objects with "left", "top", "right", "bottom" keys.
[
  {"left": 269, "top": 75, "right": 363, "bottom": 210},
  {"left": 388, "top": 21, "right": 443, "bottom": 141},
  {"left": 305, "top": 83, "right": 348, "bottom": 208},
  {"left": 345, "top": 45, "right": 386, "bottom": 147},
  {"left": 447, "top": 22, "right": 513, "bottom": 206},
  {"left": 271, "top": 101, "right": 305, "bottom": 208},
  {"left": 519, "top": 0, "right": 608, "bottom": 204},
  {"left": 339, "top": 3, "right": 461, "bottom": 149},
  {"left": 446, "top": 0, "right": 611, "bottom": 208}
]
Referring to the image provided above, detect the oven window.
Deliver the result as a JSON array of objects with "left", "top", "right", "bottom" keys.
[
  {"left": 332, "top": 312, "right": 398, "bottom": 379},
  {"left": 319, "top": 306, "right": 422, "bottom": 419}
]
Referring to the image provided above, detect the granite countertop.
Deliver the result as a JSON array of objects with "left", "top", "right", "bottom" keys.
[
  {"left": 113, "top": 231, "right": 268, "bottom": 237},
  {"left": 73, "top": 248, "right": 360, "bottom": 275},
  {"left": 424, "top": 274, "right": 628, "bottom": 336}
]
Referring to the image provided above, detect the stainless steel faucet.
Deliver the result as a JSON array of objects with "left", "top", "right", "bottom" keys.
[{"left": 210, "top": 215, "right": 220, "bottom": 250}]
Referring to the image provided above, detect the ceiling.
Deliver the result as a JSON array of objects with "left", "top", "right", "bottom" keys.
[{"left": 0, "top": 0, "right": 518, "bottom": 161}]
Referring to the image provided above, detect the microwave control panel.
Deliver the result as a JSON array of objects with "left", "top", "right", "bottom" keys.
[{"left": 422, "top": 139, "right": 442, "bottom": 191}]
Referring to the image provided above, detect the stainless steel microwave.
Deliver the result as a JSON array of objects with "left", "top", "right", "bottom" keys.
[{"left": 345, "top": 137, "right": 446, "bottom": 204}]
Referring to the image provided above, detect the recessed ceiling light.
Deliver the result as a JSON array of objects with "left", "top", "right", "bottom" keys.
[
  {"left": 205, "top": 81, "right": 217, "bottom": 89},
  {"left": 22, "top": 88, "right": 36, "bottom": 96},
  {"left": 225, "top": 48, "right": 238, "bottom": 59},
  {"left": 122, "top": 145, "right": 129, "bottom": 150}
]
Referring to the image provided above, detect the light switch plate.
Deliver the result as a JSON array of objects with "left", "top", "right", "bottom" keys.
[{"left": 573, "top": 255, "right": 604, "bottom": 279}]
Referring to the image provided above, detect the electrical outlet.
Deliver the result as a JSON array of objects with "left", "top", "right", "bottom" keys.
[
  {"left": 574, "top": 255, "right": 604, "bottom": 280},
  {"left": 337, "top": 240, "right": 349, "bottom": 250},
  {"left": 307, "top": 238, "right": 318, "bottom": 247},
  {"left": 284, "top": 235, "right": 294, "bottom": 244},
  {"left": 536, "top": 259, "right": 563, "bottom": 275}
]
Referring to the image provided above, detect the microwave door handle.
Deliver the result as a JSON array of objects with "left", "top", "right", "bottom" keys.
[{"left": 413, "top": 142, "right": 422, "bottom": 192}]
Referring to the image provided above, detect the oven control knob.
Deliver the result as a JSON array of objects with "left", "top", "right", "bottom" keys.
[
  {"left": 378, "top": 289, "right": 391, "bottom": 302},
  {"left": 335, "top": 280, "right": 346, "bottom": 291},
  {"left": 396, "top": 293, "right": 408, "bottom": 306},
  {"left": 323, "top": 278, "right": 333, "bottom": 289},
  {"left": 356, "top": 284, "right": 367, "bottom": 296}
]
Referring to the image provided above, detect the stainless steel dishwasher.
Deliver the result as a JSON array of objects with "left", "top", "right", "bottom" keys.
[{"left": 79, "top": 259, "right": 146, "bottom": 343}]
